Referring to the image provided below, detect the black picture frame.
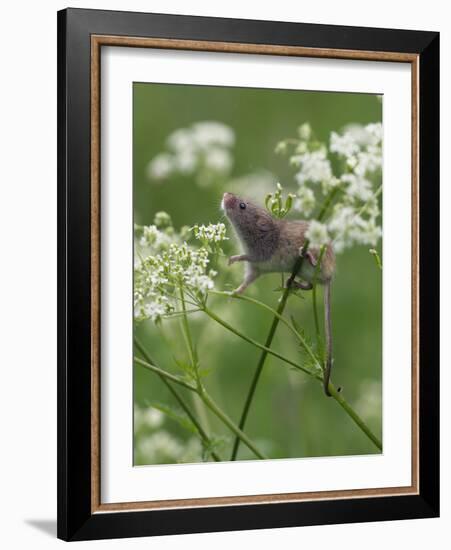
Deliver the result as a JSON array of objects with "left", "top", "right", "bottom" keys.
[{"left": 57, "top": 7, "right": 439, "bottom": 541}]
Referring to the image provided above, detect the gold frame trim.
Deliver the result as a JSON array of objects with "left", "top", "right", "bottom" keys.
[{"left": 90, "top": 35, "right": 420, "bottom": 514}]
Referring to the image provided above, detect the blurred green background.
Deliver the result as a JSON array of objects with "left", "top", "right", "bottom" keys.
[{"left": 133, "top": 82, "right": 382, "bottom": 464}]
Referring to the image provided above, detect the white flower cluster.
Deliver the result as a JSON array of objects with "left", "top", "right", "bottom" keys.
[
  {"left": 134, "top": 404, "right": 206, "bottom": 465},
  {"left": 305, "top": 220, "right": 330, "bottom": 248},
  {"left": 136, "top": 431, "right": 203, "bottom": 465},
  {"left": 330, "top": 123, "right": 382, "bottom": 177},
  {"left": 278, "top": 120, "right": 383, "bottom": 254},
  {"left": 134, "top": 242, "right": 215, "bottom": 322},
  {"left": 134, "top": 219, "right": 226, "bottom": 323},
  {"left": 292, "top": 148, "right": 333, "bottom": 186},
  {"left": 134, "top": 405, "right": 164, "bottom": 434},
  {"left": 294, "top": 185, "right": 316, "bottom": 217},
  {"left": 147, "top": 121, "right": 235, "bottom": 186},
  {"left": 138, "top": 224, "right": 173, "bottom": 253},
  {"left": 192, "top": 223, "right": 228, "bottom": 245}
]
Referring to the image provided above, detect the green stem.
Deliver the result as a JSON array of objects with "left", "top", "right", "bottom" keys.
[
  {"left": 134, "top": 339, "right": 221, "bottom": 462},
  {"left": 179, "top": 287, "right": 197, "bottom": 372},
  {"left": 135, "top": 327, "right": 381, "bottom": 453},
  {"left": 209, "top": 291, "right": 320, "bottom": 369},
  {"left": 203, "top": 306, "right": 315, "bottom": 378},
  {"left": 180, "top": 287, "right": 263, "bottom": 458},
  {"left": 204, "top": 296, "right": 381, "bottom": 451},
  {"left": 178, "top": 287, "right": 212, "bottom": 434},
  {"left": 229, "top": 260, "right": 305, "bottom": 461},
  {"left": 369, "top": 248, "right": 383, "bottom": 270},
  {"left": 199, "top": 389, "right": 267, "bottom": 460},
  {"left": 134, "top": 355, "right": 196, "bottom": 391},
  {"left": 328, "top": 383, "right": 382, "bottom": 450},
  {"left": 317, "top": 185, "right": 341, "bottom": 220},
  {"left": 134, "top": 348, "right": 266, "bottom": 459},
  {"left": 228, "top": 189, "right": 339, "bottom": 460}
]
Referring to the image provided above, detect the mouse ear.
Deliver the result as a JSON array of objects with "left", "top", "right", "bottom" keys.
[
  {"left": 256, "top": 215, "right": 273, "bottom": 233},
  {"left": 254, "top": 214, "right": 278, "bottom": 260}
]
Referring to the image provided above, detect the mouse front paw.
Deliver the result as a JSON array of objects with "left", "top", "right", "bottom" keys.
[
  {"left": 228, "top": 254, "right": 249, "bottom": 266},
  {"left": 228, "top": 255, "right": 241, "bottom": 266}
]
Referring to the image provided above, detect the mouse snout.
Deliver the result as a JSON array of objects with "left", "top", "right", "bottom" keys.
[{"left": 222, "top": 192, "right": 237, "bottom": 211}]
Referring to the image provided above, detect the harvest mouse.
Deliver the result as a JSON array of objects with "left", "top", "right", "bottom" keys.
[{"left": 221, "top": 191, "right": 335, "bottom": 396}]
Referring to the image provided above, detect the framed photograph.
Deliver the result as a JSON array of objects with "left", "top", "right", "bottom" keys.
[{"left": 57, "top": 8, "right": 439, "bottom": 541}]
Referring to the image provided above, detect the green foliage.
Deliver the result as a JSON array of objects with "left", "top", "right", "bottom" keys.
[
  {"left": 133, "top": 82, "right": 383, "bottom": 464},
  {"left": 264, "top": 182, "right": 296, "bottom": 219},
  {"left": 150, "top": 401, "right": 198, "bottom": 434}
]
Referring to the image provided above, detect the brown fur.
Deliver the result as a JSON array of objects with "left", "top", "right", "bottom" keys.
[
  {"left": 222, "top": 192, "right": 335, "bottom": 283},
  {"left": 222, "top": 191, "right": 336, "bottom": 396}
]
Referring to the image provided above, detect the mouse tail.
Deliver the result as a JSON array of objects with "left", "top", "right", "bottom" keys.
[{"left": 323, "top": 279, "right": 333, "bottom": 396}]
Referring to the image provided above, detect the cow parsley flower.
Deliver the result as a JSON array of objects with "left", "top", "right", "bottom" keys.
[
  {"left": 167, "top": 128, "right": 195, "bottom": 152},
  {"left": 134, "top": 220, "right": 226, "bottom": 323},
  {"left": 154, "top": 211, "right": 172, "bottom": 229},
  {"left": 192, "top": 223, "right": 228, "bottom": 244},
  {"left": 298, "top": 122, "right": 312, "bottom": 140},
  {"left": 282, "top": 117, "right": 382, "bottom": 254},
  {"left": 146, "top": 153, "right": 174, "bottom": 180},
  {"left": 326, "top": 200, "right": 382, "bottom": 253},
  {"left": 294, "top": 185, "right": 316, "bottom": 216},
  {"left": 305, "top": 220, "right": 330, "bottom": 248},
  {"left": 137, "top": 431, "right": 184, "bottom": 463},
  {"left": 354, "top": 148, "right": 382, "bottom": 177},
  {"left": 134, "top": 405, "right": 164, "bottom": 433},
  {"left": 138, "top": 224, "right": 173, "bottom": 253},
  {"left": 350, "top": 218, "right": 382, "bottom": 246},
  {"left": 330, "top": 131, "right": 360, "bottom": 157},
  {"left": 175, "top": 149, "right": 197, "bottom": 174},
  {"left": 342, "top": 173, "right": 373, "bottom": 202},
  {"left": 147, "top": 121, "right": 235, "bottom": 186},
  {"left": 192, "top": 121, "right": 235, "bottom": 148},
  {"left": 292, "top": 149, "right": 333, "bottom": 185},
  {"left": 204, "top": 147, "right": 233, "bottom": 173},
  {"left": 330, "top": 123, "right": 382, "bottom": 178}
]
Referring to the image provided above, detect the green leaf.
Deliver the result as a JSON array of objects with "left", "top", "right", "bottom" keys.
[
  {"left": 285, "top": 193, "right": 293, "bottom": 212},
  {"left": 264, "top": 193, "right": 273, "bottom": 211},
  {"left": 197, "top": 368, "right": 212, "bottom": 379},
  {"left": 173, "top": 357, "right": 197, "bottom": 383},
  {"left": 290, "top": 316, "right": 322, "bottom": 375},
  {"left": 150, "top": 401, "right": 198, "bottom": 434}
]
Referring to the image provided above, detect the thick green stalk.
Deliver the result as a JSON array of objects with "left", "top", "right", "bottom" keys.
[
  {"left": 134, "top": 338, "right": 221, "bottom": 461},
  {"left": 136, "top": 312, "right": 381, "bottom": 453},
  {"left": 229, "top": 256, "right": 307, "bottom": 461},
  {"left": 229, "top": 186, "right": 343, "bottom": 460},
  {"left": 199, "top": 388, "right": 267, "bottom": 460},
  {"left": 328, "top": 383, "right": 382, "bottom": 450},
  {"left": 205, "top": 297, "right": 382, "bottom": 451}
]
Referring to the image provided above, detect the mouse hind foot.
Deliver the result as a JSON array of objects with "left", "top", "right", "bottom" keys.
[
  {"left": 286, "top": 278, "right": 313, "bottom": 291},
  {"left": 232, "top": 265, "right": 260, "bottom": 294}
]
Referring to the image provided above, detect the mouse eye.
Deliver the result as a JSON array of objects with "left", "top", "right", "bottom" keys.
[{"left": 239, "top": 202, "right": 246, "bottom": 210}]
